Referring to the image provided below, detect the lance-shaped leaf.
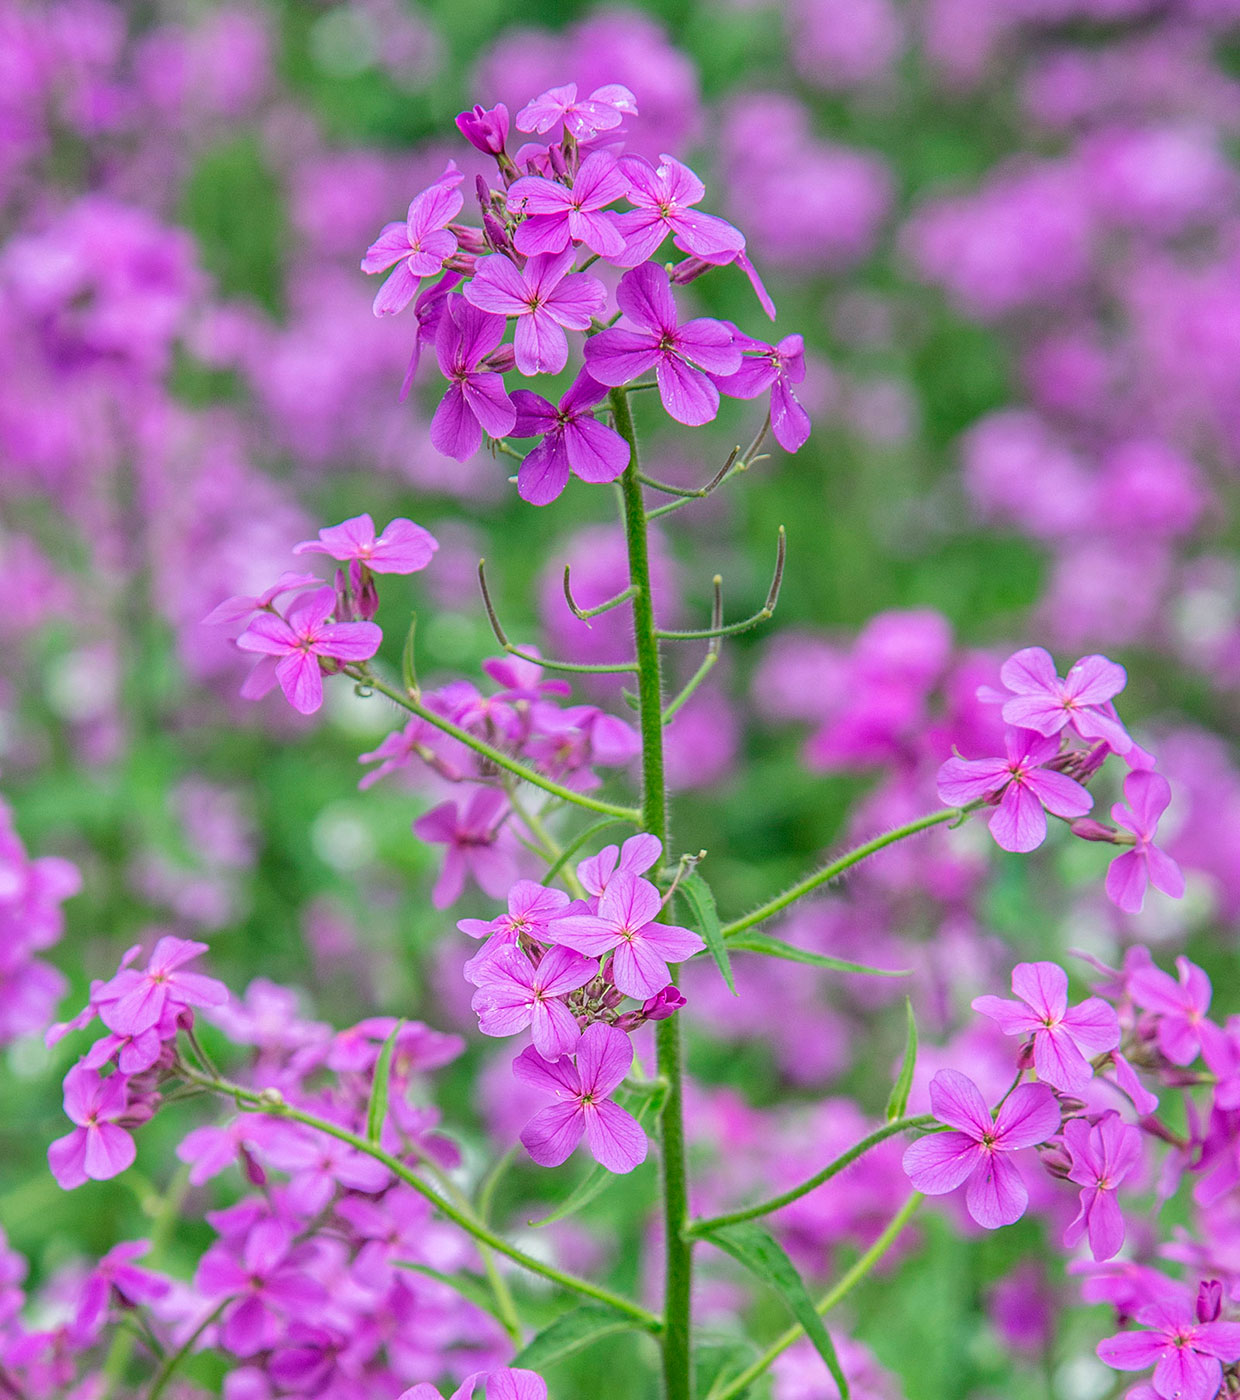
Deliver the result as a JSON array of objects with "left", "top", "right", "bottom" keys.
[
  {"left": 681, "top": 870, "right": 735, "bottom": 995},
  {"left": 512, "top": 1303, "right": 640, "bottom": 1370},
  {"left": 885, "top": 998, "right": 918, "bottom": 1122},
  {"left": 366, "top": 1019, "right": 404, "bottom": 1143},
  {"left": 728, "top": 929, "right": 907, "bottom": 978}
]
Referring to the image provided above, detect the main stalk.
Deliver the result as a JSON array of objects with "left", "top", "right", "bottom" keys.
[{"left": 611, "top": 387, "right": 693, "bottom": 1400}]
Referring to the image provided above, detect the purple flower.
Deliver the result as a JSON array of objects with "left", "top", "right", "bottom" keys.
[
  {"left": 458, "top": 879, "right": 574, "bottom": 958},
  {"left": 584, "top": 263, "right": 741, "bottom": 425},
  {"left": 577, "top": 834, "right": 662, "bottom": 896},
  {"left": 514, "top": 1021, "right": 647, "bottom": 1173},
  {"left": 1062, "top": 1112, "right": 1141, "bottom": 1261},
  {"left": 551, "top": 870, "right": 704, "bottom": 999},
  {"left": 464, "top": 249, "right": 606, "bottom": 376},
  {"left": 713, "top": 330, "right": 812, "bottom": 452},
  {"left": 47, "top": 1065, "right": 137, "bottom": 1189},
  {"left": 262, "top": 1120, "right": 391, "bottom": 1214},
  {"left": 293, "top": 513, "right": 438, "bottom": 575},
  {"left": 413, "top": 788, "right": 518, "bottom": 909},
  {"left": 429, "top": 297, "right": 517, "bottom": 461},
  {"left": 508, "top": 151, "right": 630, "bottom": 258},
  {"left": 456, "top": 103, "right": 510, "bottom": 156},
  {"left": 1106, "top": 771, "right": 1186, "bottom": 915},
  {"left": 236, "top": 586, "right": 381, "bottom": 715},
  {"left": 470, "top": 944, "right": 596, "bottom": 1058},
  {"left": 1129, "top": 955, "right": 1224, "bottom": 1068},
  {"left": 362, "top": 165, "right": 464, "bottom": 317},
  {"left": 201, "top": 571, "right": 321, "bottom": 633},
  {"left": 902, "top": 1069, "right": 1060, "bottom": 1228},
  {"left": 614, "top": 153, "right": 745, "bottom": 266},
  {"left": 95, "top": 936, "right": 228, "bottom": 1038},
  {"left": 937, "top": 726, "right": 1093, "bottom": 853},
  {"left": 972, "top": 961, "right": 1120, "bottom": 1093},
  {"left": 997, "top": 646, "right": 1132, "bottom": 753},
  {"left": 401, "top": 1367, "right": 547, "bottom": 1400},
  {"left": 508, "top": 370, "right": 630, "bottom": 504},
  {"left": 1097, "top": 1300, "right": 1240, "bottom": 1400},
  {"left": 515, "top": 82, "right": 638, "bottom": 141},
  {"left": 196, "top": 1219, "right": 327, "bottom": 1357}
]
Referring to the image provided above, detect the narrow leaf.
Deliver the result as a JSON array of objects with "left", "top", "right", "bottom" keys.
[
  {"left": 728, "top": 930, "right": 907, "bottom": 978},
  {"left": 401, "top": 613, "right": 419, "bottom": 695},
  {"left": 395, "top": 1260, "right": 505, "bottom": 1322},
  {"left": 511, "top": 1303, "right": 636, "bottom": 1370},
  {"left": 681, "top": 870, "right": 736, "bottom": 996},
  {"left": 366, "top": 1019, "right": 404, "bottom": 1144},
  {"left": 705, "top": 1223, "right": 850, "bottom": 1399},
  {"left": 885, "top": 998, "right": 918, "bottom": 1122},
  {"left": 530, "top": 1090, "right": 655, "bottom": 1227}
]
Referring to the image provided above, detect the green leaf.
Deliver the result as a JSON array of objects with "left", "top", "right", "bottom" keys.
[
  {"left": 394, "top": 1261, "right": 505, "bottom": 1322},
  {"left": 681, "top": 869, "right": 736, "bottom": 996},
  {"left": 530, "top": 1089, "right": 655, "bottom": 1227},
  {"left": 728, "top": 930, "right": 907, "bottom": 978},
  {"left": 885, "top": 998, "right": 918, "bottom": 1122},
  {"left": 511, "top": 1303, "right": 638, "bottom": 1370},
  {"left": 366, "top": 1020, "right": 404, "bottom": 1144},
  {"left": 705, "top": 1223, "right": 850, "bottom": 1399},
  {"left": 694, "top": 1333, "right": 761, "bottom": 1399},
  {"left": 401, "top": 613, "right": 419, "bottom": 696}
]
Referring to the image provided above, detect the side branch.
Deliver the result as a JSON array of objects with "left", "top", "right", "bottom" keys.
[
  {"left": 662, "top": 576, "right": 723, "bottom": 725},
  {"left": 657, "top": 527, "right": 785, "bottom": 642},
  {"left": 563, "top": 567, "right": 639, "bottom": 621}
]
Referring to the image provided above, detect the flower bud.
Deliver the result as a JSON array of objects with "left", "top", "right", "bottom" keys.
[
  {"left": 350, "top": 561, "right": 379, "bottom": 622},
  {"left": 482, "top": 211, "right": 512, "bottom": 255},
  {"left": 456, "top": 103, "right": 510, "bottom": 156},
  {"left": 483, "top": 344, "right": 516, "bottom": 375},
  {"left": 1197, "top": 1279, "right": 1223, "bottom": 1323},
  {"left": 641, "top": 986, "right": 687, "bottom": 1022},
  {"left": 1069, "top": 818, "right": 1123, "bottom": 844},
  {"left": 334, "top": 566, "right": 355, "bottom": 622},
  {"left": 450, "top": 223, "right": 488, "bottom": 257}
]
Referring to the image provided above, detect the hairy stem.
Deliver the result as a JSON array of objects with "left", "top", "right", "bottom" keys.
[
  {"left": 613, "top": 385, "right": 693, "bottom": 1400},
  {"left": 687, "top": 1116, "right": 933, "bottom": 1236},
  {"left": 721, "top": 809, "right": 963, "bottom": 939}
]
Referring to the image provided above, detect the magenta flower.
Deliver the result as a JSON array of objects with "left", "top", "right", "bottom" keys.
[
  {"left": 413, "top": 788, "right": 518, "bottom": 909},
  {"left": 470, "top": 944, "right": 596, "bottom": 1058},
  {"left": 584, "top": 263, "right": 741, "bottom": 426},
  {"left": 937, "top": 726, "right": 1093, "bottom": 852},
  {"left": 362, "top": 165, "right": 464, "bottom": 316},
  {"left": 401, "top": 1367, "right": 547, "bottom": 1400},
  {"left": 47, "top": 1065, "right": 137, "bottom": 1189},
  {"left": 614, "top": 154, "right": 745, "bottom": 266},
  {"left": 509, "top": 370, "right": 630, "bottom": 504},
  {"left": 577, "top": 834, "right": 662, "bottom": 897},
  {"left": 429, "top": 297, "right": 517, "bottom": 461},
  {"left": 997, "top": 647, "right": 1132, "bottom": 752},
  {"left": 201, "top": 570, "right": 320, "bottom": 633},
  {"left": 464, "top": 249, "right": 606, "bottom": 376},
  {"left": 196, "top": 1219, "right": 327, "bottom": 1357},
  {"left": 508, "top": 151, "right": 629, "bottom": 258},
  {"left": 973, "top": 961, "right": 1120, "bottom": 1093},
  {"left": 1097, "top": 1300, "right": 1240, "bottom": 1400},
  {"left": 1129, "top": 955, "right": 1224, "bottom": 1067},
  {"left": 515, "top": 82, "right": 637, "bottom": 141},
  {"left": 458, "top": 879, "right": 574, "bottom": 958},
  {"left": 902, "top": 1069, "right": 1061, "bottom": 1228},
  {"left": 95, "top": 936, "right": 227, "bottom": 1038},
  {"left": 235, "top": 586, "right": 381, "bottom": 715},
  {"left": 514, "top": 1021, "right": 647, "bottom": 1173},
  {"left": 1062, "top": 1112, "right": 1141, "bottom": 1261},
  {"left": 713, "top": 330, "right": 812, "bottom": 452},
  {"left": 550, "top": 871, "right": 704, "bottom": 999},
  {"left": 293, "top": 514, "right": 438, "bottom": 575},
  {"left": 1106, "top": 771, "right": 1186, "bottom": 915},
  {"left": 456, "top": 103, "right": 510, "bottom": 156}
]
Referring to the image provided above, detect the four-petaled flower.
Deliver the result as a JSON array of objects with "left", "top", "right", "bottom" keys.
[
  {"left": 1129, "top": 955, "right": 1224, "bottom": 1068},
  {"left": 96, "top": 936, "right": 228, "bottom": 1038},
  {"left": 294, "top": 513, "right": 438, "bottom": 575},
  {"left": 508, "top": 152, "right": 630, "bottom": 259},
  {"left": 714, "top": 330, "right": 812, "bottom": 452},
  {"left": 508, "top": 370, "right": 630, "bottom": 503},
  {"left": 903, "top": 1069, "right": 1061, "bottom": 1228},
  {"left": 430, "top": 297, "right": 516, "bottom": 461},
  {"left": 47, "top": 1065, "right": 137, "bottom": 1189},
  {"left": 363, "top": 164, "right": 464, "bottom": 317},
  {"left": 458, "top": 879, "right": 575, "bottom": 961},
  {"left": 997, "top": 647, "right": 1132, "bottom": 753},
  {"left": 236, "top": 586, "right": 382, "bottom": 715},
  {"left": 585, "top": 263, "right": 741, "bottom": 426},
  {"left": 469, "top": 944, "right": 596, "bottom": 1059},
  {"left": 1062, "top": 1111, "right": 1141, "bottom": 1261},
  {"left": 973, "top": 961, "right": 1120, "bottom": 1093},
  {"left": 464, "top": 249, "right": 606, "bottom": 376},
  {"left": 514, "top": 1021, "right": 648, "bottom": 1173},
  {"left": 937, "top": 726, "right": 1093, "bottom": 852},
  {"left": 614, "top": 154, "right": 745, "bottom": 267},
  {"left": 1107, "top": 771, "right": 1185, "bottom": 915},
  {"left": 1097, "top": 1300, "right": 1240, "bottom": 1400},
  {"left": 552, "top": 870, "right": 705, "bottom": 999},
  {"left": 515, "top": 83, "right": 637, "bottom": 141},
  {"left": 413, "top": 788, "right": 518, "bottom": 909}
]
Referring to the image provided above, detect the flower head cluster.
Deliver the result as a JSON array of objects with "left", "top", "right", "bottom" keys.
[{"left": 360, "top": 84, "right": 810, "bottom": 494}]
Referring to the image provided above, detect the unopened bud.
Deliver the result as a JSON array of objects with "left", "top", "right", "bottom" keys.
[
  {"left": 641, "top": 986, "right": 687, "bottom": 1022},
  {"left": 1197, "top": 1279, "right": 1223, "bottom": 1323}
]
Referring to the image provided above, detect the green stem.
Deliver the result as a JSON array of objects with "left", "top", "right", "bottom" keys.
[
  {"left": 711, "top": 1194, "right": 923, "bottom": 1400},
  {"left": 721, "top": 809, "right": 962, "bottom": 939},
  {"left": 187, "top": 1072, "right": 659, "bottom": 1332},
  {"left": 687, "top": 1118, "right": 933, "bottom": 1236},
  {"left": 612, "top": 386, "right": 693, "bottom": 1400},
  {"left": 353, "top": 672, "right": 640, "bottom": 823},
  {"left": 147, "top": 1299, "right": 230, "bottom": 1400}
]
